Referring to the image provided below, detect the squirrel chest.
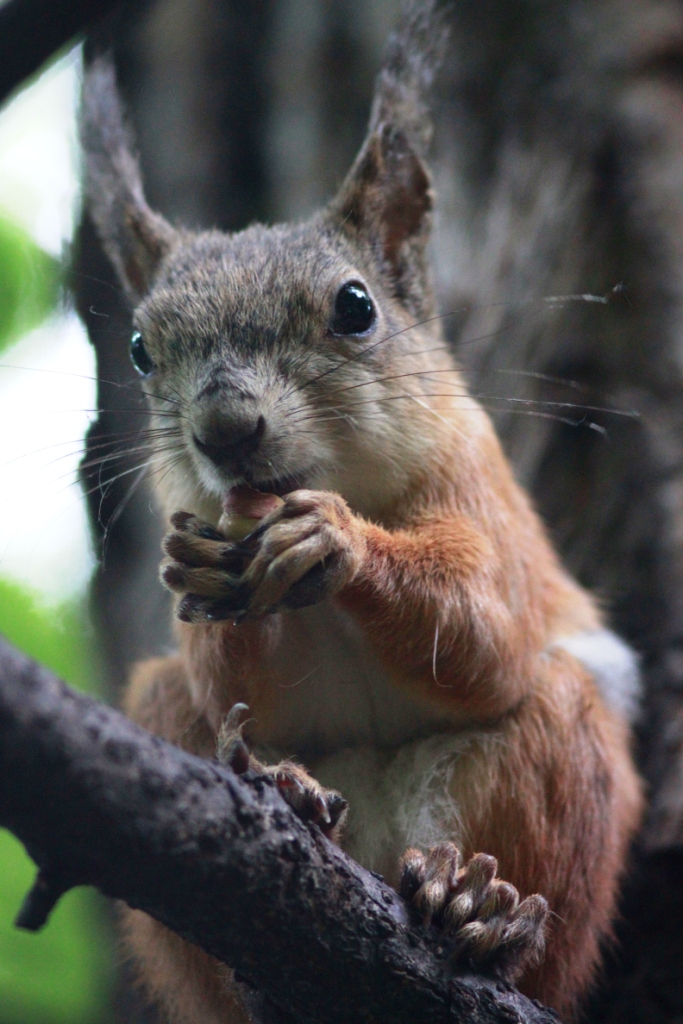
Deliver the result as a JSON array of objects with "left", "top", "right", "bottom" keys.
[{"left": 191, "top": 599, "right": 462, "bottom": 760}]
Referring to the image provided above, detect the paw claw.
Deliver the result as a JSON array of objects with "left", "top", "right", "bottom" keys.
[
  {"left": 267, "top": 761, "right": 347, "bottom": 838},
  {"left": 313, "top": 794, "right": 331, "bottom": 825},
  {"left": 162, "top": 512, "right": 253, "bottom": 620},
  {"left": 326, "top": 792, "right": 348, "bottom": 824},
  {"left": 401, "top": 844, "right": 548, "bottom": 981},
  {"left": 165, "top": 494, "right": 362, "bottom": 621},
  {"left": 170, "top": 510, "right": 194, "bottom": 529},
  {"left": 226, "top": 738, "right": 251, "bottom": 775},
  {"left": 214, "top": 712, "right": 347, "bottom": 840},
  {"left": 216, "top": 703, "right": 253, "bottom": 774},
  {"left": 445, "top": 852, "right": 498, "bottom": 930}
]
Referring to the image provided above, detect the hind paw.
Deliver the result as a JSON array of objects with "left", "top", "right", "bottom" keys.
[
  {"left": 400, "top": 843, "right": 548, "bottom": 980},
  {"left": 217, "top": 704, "right": 347, "bottom": 841}
]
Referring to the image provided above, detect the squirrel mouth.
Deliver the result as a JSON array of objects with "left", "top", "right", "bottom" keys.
[{"left": 239, "top": 471, "right": 304, "bottom": 497}]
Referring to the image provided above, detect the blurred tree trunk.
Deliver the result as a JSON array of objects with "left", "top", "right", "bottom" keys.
[
  {"left": 75, "top": 0, "right": 683, "bottom": 1021},
  {"left": 428, "top": 4, "right": 683, "bottom": 1018}
]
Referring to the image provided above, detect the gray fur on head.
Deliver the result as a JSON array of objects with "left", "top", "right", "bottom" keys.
[{"left": 78, "top": 3, "right": 452, "bottom": 525}]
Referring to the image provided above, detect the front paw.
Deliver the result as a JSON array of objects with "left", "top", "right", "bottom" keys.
[
  {"left": 237, "top": 489, "right": 365, "bottom": 617},
  {"left": 161, "top": 491, "right": 365, "bottom": 623},
  {"left": 160, "top": 511, "right": 252, "bottom": 622},
  {"left": 400, "top": 844, "right": 548, "bottom": 982}
]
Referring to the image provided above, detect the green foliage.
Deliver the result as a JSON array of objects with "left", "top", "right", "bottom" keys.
[
  {"left": 0, "top": 579, "right": 112, "bottom": 1023},
  {"left": 0, "top": 49, "right": 113, "bottom": 1024},
  {"left": 0, "top": 577, "right": 99, "bottom": 694},
  {"left": 0, "top": 215, "right": 60, "bottom": 355},
  {"left": 0, "top": 833, "right": 112, "bottom": 1024}
]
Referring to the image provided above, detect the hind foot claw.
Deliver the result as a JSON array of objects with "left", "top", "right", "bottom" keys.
[
  {"left": 217, "top": 704, "right": 347, "bottom": 841},
  {"left": 400, "top": 842, "right": 548, "bottom": 980}
]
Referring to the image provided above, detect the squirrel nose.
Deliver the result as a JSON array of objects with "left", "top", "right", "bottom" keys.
[{"left": 193, "top": 414, "right": 266, "bottom": 469}]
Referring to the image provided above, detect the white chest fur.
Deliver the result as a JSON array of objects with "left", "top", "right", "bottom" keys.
[{"left": 258, "top": 601, "right": 457, "bottom": 761}]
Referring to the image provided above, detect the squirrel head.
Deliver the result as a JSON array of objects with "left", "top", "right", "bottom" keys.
[{"left": 81, "top": 7, "right": 452, "bottom": 522}]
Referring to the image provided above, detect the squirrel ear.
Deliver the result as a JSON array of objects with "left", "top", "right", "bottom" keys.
[
  {"left": 330, "top": 124, "right": 433, "bottom": 297},
  {"left": 80, "top": 56, "right": 176, "bottom": 303}
]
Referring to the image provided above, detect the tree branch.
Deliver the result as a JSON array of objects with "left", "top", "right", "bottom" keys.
[
  {"left": 0, "top": 634, "right": 559, "bottom": 1024},
  {"left": 0, "top": 0, "right": 127, "bottom": 107}
]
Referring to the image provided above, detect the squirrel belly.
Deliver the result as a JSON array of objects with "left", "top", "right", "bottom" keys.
[{"left": 82, "top": 1, "right": 643, "bottom": 1020}]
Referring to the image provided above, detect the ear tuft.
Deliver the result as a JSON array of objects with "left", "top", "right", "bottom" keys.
[
  {"left": 331, "top": 125, "right": 433, "bottom": 303},
  {"left": 368, "top": 0, "right": 449, "bottom": 160},
  {"left": 80, "top": 56, "right": 176, "bottom": 303},
  {"left": 368, "top": 125, "right": 432, "bottom": 268},
  {"left": 328, "top": 2, "right": 445, "bottom": 310}
]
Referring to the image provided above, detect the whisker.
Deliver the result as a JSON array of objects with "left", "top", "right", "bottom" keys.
[
  {"left": 2, "top": 427, "right": 182, "bottom": 469},
  {"left": 321, "top": 365, "right": 463, "bottom": 398},
  {"left": 81, "top": 450, "right": 184, "bottom": 512},
  {"left": 101, "top": 448, "right": 188, "bottom": 558},
  {"left": 90, "top": 457, "right": 167, "bottom": 542},
  {"left": 4, "top": 409, "right": 185, "bottom": 431},
  {"left": 333, "top": 390, "right": 639, "bottom": 420},
  {"left": 489, "top": 367, "right": 631, "bottom": 408},
  {"left": 291, "top": 286, "right": 624, "bottom": 400},
  {"left": 293, "top": 303, "right": 554, "bottom": 399},
  {"left": 297, "top": 306, "right": 471, "bottom": 392},
  {"left": 99, "top": 466, "right": 149, "bottom": 560},
  {"left": 16, "top": 443, "right": 187, "bottom": 498},
  {"left": 287, "top": 389, "right": 624, "bottom": 436},
  {"left": 0, "top": 362, "right": 183, "bottom": 407},
  {"left": 79, "top": 442, "right": 185, "bottom": 476},
  {"left": 470, "top": 394, "right": 637, "bottom": 419},
  {"left": 70, "top": 269, "right": 129, "bottom": 299},
  {"left": 352, "top": 404, "right": 607, "bottom": 431}
]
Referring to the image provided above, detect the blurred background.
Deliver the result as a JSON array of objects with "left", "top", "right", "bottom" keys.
[
  {"left": 0, "top": 43, "right": 113, "bottom": 1024},
  {"left": 3, "top": 0, "right": 683, "bottom": 1021}
]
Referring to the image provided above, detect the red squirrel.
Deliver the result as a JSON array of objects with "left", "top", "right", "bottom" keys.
[{"left": 81, "top": 3, "right": 642, "bottom": 1020}]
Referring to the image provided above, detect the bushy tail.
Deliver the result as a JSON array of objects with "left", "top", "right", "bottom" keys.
[{"left": 369, "top": 0, "right": 450, "bottom": 157}]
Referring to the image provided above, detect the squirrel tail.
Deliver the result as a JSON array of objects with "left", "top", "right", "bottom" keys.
[{"left": 369, "top": 0, "right": 450, "bottom": 157}]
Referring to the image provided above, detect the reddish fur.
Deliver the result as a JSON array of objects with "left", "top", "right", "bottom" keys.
[
  {"left": 84, "top": 18, "right": 643, "bottom": 1021},
  {"left": 123, "top": 660, "right": 245, "bottom": 1024},
  {"left": 124, "top": 412, "right": 642, "bottom": 1021}
]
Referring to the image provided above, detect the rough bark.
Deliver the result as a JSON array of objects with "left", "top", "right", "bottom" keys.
[{"left": 0, "top": 635, "right": 558, "bottom": 1024}]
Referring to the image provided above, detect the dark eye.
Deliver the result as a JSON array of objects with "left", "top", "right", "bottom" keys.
[
  {"left": 331, "top": 282, "right": 376, "bottom": 336},
  {"left": 130, "top": 331, "right": 156, "bottom": 376}
]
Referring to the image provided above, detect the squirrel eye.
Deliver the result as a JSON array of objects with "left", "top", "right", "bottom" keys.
[
  {"left": 130, "top": 331, "right": 156, "bottom": 377},
  {"left": 331, "top": 282, "right": 376, "bottom": 336}
]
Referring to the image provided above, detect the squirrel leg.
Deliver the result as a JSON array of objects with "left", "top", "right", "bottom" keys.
[
  {"left": 124, "top": 672, "right": 347, "bottom": 1021},
  {"left": 218, "top": 704, "right": 348, "bottom": 843},
  {"left": 122, "top": 658, "right": 247, "bottom": 1024},
  {"left": 399, "top": 844, "right": 548, "bottom": 981}
]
